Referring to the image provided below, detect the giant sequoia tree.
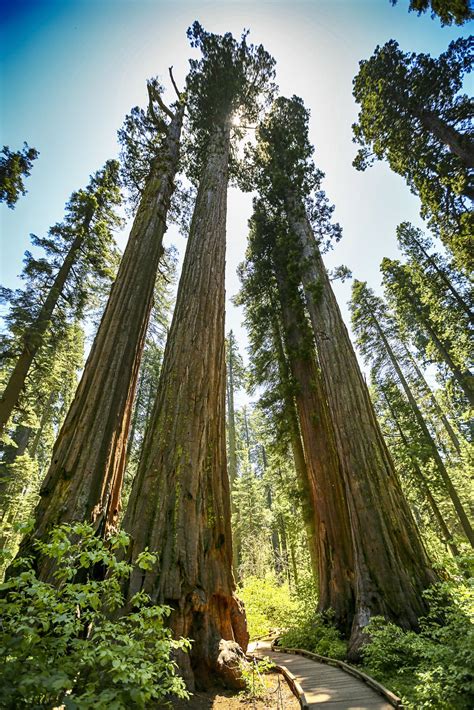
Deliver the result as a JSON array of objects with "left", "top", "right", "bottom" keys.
[
  {"left": 121, "top": 24, "right": 276, "bottom": 689},
  {"left": 0, "top": 161, "right": 122, "bottom": 438},
  {"left": 12, "top": 81, "right": 185, "bottom": 579},
  {"left": 352, "top": 38, "right": 473, "bottom": 269},
  {"left": 246, "top": 95, "right": 436, "bottom": 658},
  {"left": 238, "top": 203, "right": 355, "bottom": 631}
]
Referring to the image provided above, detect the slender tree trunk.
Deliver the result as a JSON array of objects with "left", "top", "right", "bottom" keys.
[
  {"left": 12, "top": 106, "right": 184, "bottom": 580},
  {"left": 275, "top": 266, "right": 355, "bottom": 634},
  {"left": 277, "top": 512, "right": 291, "bottom": 586},
  {"left": 370, "top": 312, "right": 474, "bottom": 547},
  {"left": 400, "top": 279, "right": 474, "bottom": 405},
  {"left": 419, "top": 110, "right": 474, "bottom": 171},
  {"left": 412, "top": 235, "right": 473, "bottom": 322},
  {"left": 29, "top": 390, "right": 56, "bottom": 459},
  {"left": 285, "top": 195, "right": 437, "bottom": 658},
  {"left": 380, "top": 386, "right": 460, "bottom": 558},
  {"left": 226, "top": 334, "right": 239, "bottom": 574},
  {"left": 121, "top": 123, "right": 247, "bottom": 690},
  {"left": 0, "top": 225, "right": 91, "bottom": 436},
  {"left": 271, "top": 317, "right": 319, "bottom": 583},
  {"left": 403, "top": 344, "right": 462, "bottom": 454}
]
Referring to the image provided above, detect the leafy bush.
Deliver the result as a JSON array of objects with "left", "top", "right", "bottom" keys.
[
  {"left": 238, "top": 575, "right": 299, "bottom": 638},
  {"left": 279, "top": 611, "right": 347, "bottom": 660},
  {"left": 0, "top": 522, "right": 190, "bottom": 709},
  {"left": 362, "top": 580, "right": 474, "bottom": 709}
]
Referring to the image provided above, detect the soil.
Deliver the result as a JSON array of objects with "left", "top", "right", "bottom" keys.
[{"left": 159, "top": 671, "right": 300, "bottom": 708}]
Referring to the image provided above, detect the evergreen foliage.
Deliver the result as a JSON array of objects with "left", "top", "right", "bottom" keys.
[
  {"left": 352, "top": 38, "right": 473, "bottom": 269},
  {"left": 390, "top": 0, "right": 474, "bottom": 26},
  {"left": 0, "top": 143, "right": 39, "bottom": 208}
]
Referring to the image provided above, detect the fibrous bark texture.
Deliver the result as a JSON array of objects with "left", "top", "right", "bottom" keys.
[
  {"left": 286, "top": 195, "right": 437, "bottom": 658},
  {"left": 122, "top": 124, "right": 248, "bottom": 690},
  {"left": 275, "top": 267, "right": 355, "bottom": 633},
  {"left": 13, "top": 106, "right": 184, "bottom": 581}
]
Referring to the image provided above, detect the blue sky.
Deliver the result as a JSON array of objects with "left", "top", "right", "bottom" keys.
[{"left": 1, "top": 0, "right": 471, "bottom": 395}]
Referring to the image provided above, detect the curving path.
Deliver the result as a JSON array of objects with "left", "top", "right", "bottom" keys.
[{"left": 248, "top": 638, "right": 397, "bottom": 709}]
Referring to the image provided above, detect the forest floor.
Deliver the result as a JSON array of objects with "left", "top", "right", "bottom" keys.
[{"left": 158, "top": 671, "right": 300, "bottom": 708}]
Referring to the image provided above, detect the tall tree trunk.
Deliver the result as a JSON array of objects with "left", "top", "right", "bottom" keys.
[
  {"left": 399, "top": 278, "right": 474, "bottom": 405},
  {"left": 0, "top": 224, "right": 91, "bottom": 436},
  {"left": 370, "top": 312, "right": 474, "bottom": 547},
  {"left": 226, "top": 334, "right": 239, "bottom": 574},
  {"left": 29, "top": 390, "right": 56, "bottom": 459},
  {"left": 402, "top": 344, "right": 462, "bottom": 454},
  {"left": 271, "top": 317, "right": 319, "bottom": 583},
  {"left": 275, "top": 266, "right": 355, "bottom": 634},
  {"left": 411, "top": 234, "right": 473, "bottom": 322},
  {"left": 285, "top": 195, "right": 437, "bottom": 658},
  {"left": 419, "top": 110, "right": 474, "bottom": 171},
  {"left": 380, "top": 386, "right": 460, "bottom": 558},
  {"left": 121, "top": 123, "right": 247, "bottom": 690},
  {"left": 12, "top": 106, "right": 184, "bottom": 580}
]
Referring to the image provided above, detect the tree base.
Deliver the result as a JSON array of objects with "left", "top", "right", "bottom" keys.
[{"left": 169, "top": 591, "right": 249, "bottom": 691}]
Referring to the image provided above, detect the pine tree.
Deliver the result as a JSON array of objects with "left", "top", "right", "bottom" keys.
[
  {"left": 245, "top": 95, "right": 436, "bottom": 658},
  {"left": 350, "top": 280, "right": 473, "bottom": 547},
  {"left": 390, "top": 0, "right": 474, "bottom": 26},
  {"left": 352, "top": 38, "right": 473, "bottom": 270},
  {"left": 381, "top": 257, "right": 474, "bottom": 406},
  {"left": 371, "top": 373, "right": 461, "bottom": 559},
  {"left": 0, "top": 143, "right": 39, "bottom": 208},
  {"left": 0, "top": 161, "right": 122, "bottom": 437},
  {"left": 225, "top": 330, "right": 245, "bottom": 574},
  {"left": 0, "top": 321, "right": 84, "bottom": 575},
  {"left": 120, "top": 23, "right": 276, "bottom": 689}
]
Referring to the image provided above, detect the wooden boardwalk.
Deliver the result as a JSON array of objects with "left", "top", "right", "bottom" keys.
[{"left": 249, "top": 639, "right": 395, "bottom": 709}]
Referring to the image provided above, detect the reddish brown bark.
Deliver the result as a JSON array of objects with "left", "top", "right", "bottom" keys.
[
  {"left": 13, "top": 104, "right": 184, "bottom": 580},
  {"left": 275, "top": 265, "right": 355, "bottom": 634},
  {"left": 121, "top": 124, "right": 247, "bottom": 690},
  {"left": 286, "top": 195, "right": 437, "bottom": 658}
]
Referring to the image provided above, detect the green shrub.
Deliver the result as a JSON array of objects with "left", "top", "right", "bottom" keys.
[
  {"left": 0, "top": 522, "right": 190, "bottom": 709},
  {"left": 279, "top": 611, "right": 347, "bottom": 660},
  {"left": 362, "top": 580, "right": 474, "bottom": 709},
  {"left": 238, "top": 575, "right": 299, "bottom": 638}
]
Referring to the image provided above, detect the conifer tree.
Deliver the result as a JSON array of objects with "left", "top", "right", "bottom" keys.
[
  {"left": 245, "top": 95, "right": 436, "bottom": 658},
  {"left": 350, "top": 280, "right": 473, "bottom": 548},
  {"left": 381, "top": 257, "right": 474, "bottom": 406},
  {"left": 120, "top": 24, "right": 276, "bottom": 688},
  {"left": 390, "top": 0, "right": 474, "bottom": 26},
  {"left": 12, "top": 81, "right": 185, "bottom": 578},
  {"left": 371, "top": 373, "right": 461, "bottom": 558},
  {"left": 0, "top": 143, "right": 39, "bottom": 208},
  {"left": 0, "top": 160, "right": 122, "bottom": 437},
  {"left": 225, "top": 330, "right": 245, "bottom": 573},
  {"left": 352, "top": 38, "right": 473, "bottom": 269},
  {"left": 239, "top": 202, "right": 355, "bottom": 631}
]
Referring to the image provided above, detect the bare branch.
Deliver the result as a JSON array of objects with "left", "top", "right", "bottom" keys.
[{"left": 169, "top": 66, "right": 182, "bottom": 101}]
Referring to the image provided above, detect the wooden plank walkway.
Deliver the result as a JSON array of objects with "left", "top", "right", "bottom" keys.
[{"left": 248, "top": 639, "right": 394, "bottom": 709}]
